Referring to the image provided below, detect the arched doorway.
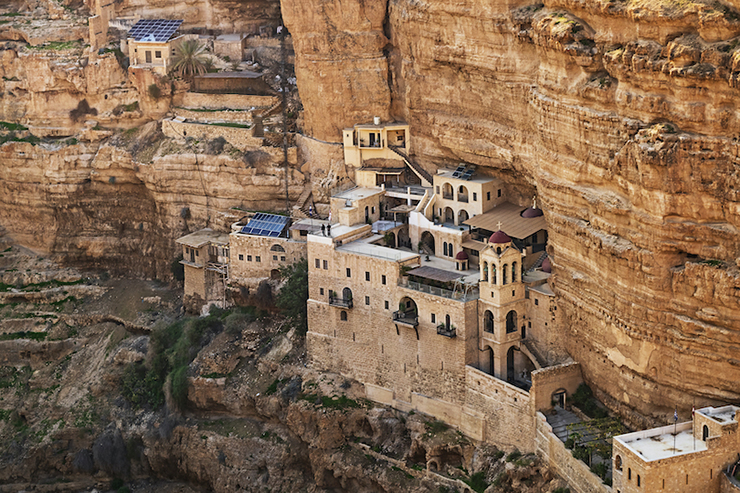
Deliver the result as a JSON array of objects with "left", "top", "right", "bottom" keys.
[
  {"left": 484, "top": 310, "right": 494, "bottom": 333},
  {"left": 458, "top": 209, "right": 469, "bottom": 224},
  {"left": 270, "top": 269, "right": 281, "bottom": 280},
  {"left": 506, "top": 310, "right": 517, "bottom": 333},
  {"left": 703, "top": 425, "right": 709, "bottom": 441},
  {"left": 421, "top": 231, "right": 435, "bottom": 254},
  {"left": 396, "top": 296, "right": 419, "bottom": 325},
  {"left": 442, "top": 182, "right": 453, "bottom": 199},
  {"left": 552, "top": 389, "right": 566, "bottom": 408},
  {"left": 444, "top": 207, "right": 454, "bottom": 224},
  {"left": 507, "top": 346, "right": 516, "bottom": 383},
  {"left": 458, "top": 185, "right": 469, "bottom": 203},
  {"left": 385, "top": 231, "right": 396, "bottom": 248},
  {"left": 342, "top": 287, "right": 353, "bottom": 301}
]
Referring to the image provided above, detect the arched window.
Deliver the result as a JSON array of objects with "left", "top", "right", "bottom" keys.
[
  {"left": 703, "top": 425, "right": 709, "bottom": 441},
  {"left": 342, "top": 287, "right": 353, "bottom": 301},
  {"left": 492, "top": 264, "right": 497, "bottom": 284},
  {"left": 615, "top": 455, "right": 622, "bottom": 471},
  {"left": 506, "top": 310, "right": 517, "bottom": 333},
  {"left": 482, "top": 262, "right": 488, "bottom": 282},
  {"left": 443, "top": 242, "right": 448, "bottom": 256},
  {"left": 270, "top": 244, "right": 285, "bottom": 252},
  {"left": 445, "top": 314, "right": 451, "bottom": 329},
  {"left": 512, "top": 261, "right": 517, "bottom": 282},
  {"left": 502, "top": 264, "right": 508, "bottom": 285},
  {"left": 484, "top": 311, "right": 494, "bottom": 333},
  {"left": 340, "top": 311, "right": 347, "bottom": 321}
]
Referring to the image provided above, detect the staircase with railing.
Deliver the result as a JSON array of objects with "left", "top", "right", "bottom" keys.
[{"left": 388, "top": 145, "right": 433, "bottom": 186}]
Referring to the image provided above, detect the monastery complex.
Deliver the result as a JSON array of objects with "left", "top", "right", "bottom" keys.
[{"left": 177, "top": 120, "right": 740, "bottom": 493}]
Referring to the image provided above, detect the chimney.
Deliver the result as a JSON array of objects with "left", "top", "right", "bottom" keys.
[{"left": 373, "top": 116, "right": 381, "bottom": 125}]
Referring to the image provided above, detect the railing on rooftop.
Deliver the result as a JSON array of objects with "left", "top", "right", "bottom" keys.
[
  {"left": 329, "top": 295, "right": 353, "bottom": 309},
  {"left": 398, "top": 278, "right": 479, "bottom": 301},
  {"left": 392, "top": 310, "right": 418, "bottom": 327}
]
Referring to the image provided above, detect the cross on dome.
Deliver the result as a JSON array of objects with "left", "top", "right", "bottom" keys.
[{"left": 497, "top": 221, "right": 502, "bottom": 230}]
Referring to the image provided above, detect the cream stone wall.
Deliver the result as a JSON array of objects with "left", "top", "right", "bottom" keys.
[
  {"left": 183, "top": 264, "right": 205, "bottom": 299},
  {"left": 432, "top": 174, "right": 503, "bottom": 223},
  {"left": 174, "top": 92, "right": 278, "bottom": 110},
  {"left": 526, "top": 285, "right": 561, "bottom": 364},
  {"left": 330, "top": 192, "right": 382, "bottom": 227},
  {"left": 530, "top": 362, "right": 583, "bottom": 412},
  {"left": 172, "top": 108, "right": 253, "bottom": 124},
  {"left": 229, "top": 234, "right": 305, "bottom": 283}
]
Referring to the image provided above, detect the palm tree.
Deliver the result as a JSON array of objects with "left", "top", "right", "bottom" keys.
[{"left": 170, "top": 39, "right": 208, "bottom": 79}]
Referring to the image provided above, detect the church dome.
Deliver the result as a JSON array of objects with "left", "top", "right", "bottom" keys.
[
  {"left": 541, "top": 257, "right": 552, "bottom": 273},
  {"left": 455, "top": 251, "right": 469, "bottom": 260},
  {"left": 522, "top": 207, "right": 544, "bottom": 218},
  {"left": 489, "top": 230, "right": 512, "bottom": 244}
]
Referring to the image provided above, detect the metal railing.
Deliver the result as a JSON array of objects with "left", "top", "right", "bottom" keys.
[
  {"left": 442, "top": 193, "right": 454, "bottom": 200},
  {"left": 458, "top": 195, "right": 469, "bottom": 203},
  {"left": 392, "top": 311, "right": 418, "bottom": 326},
  {"left": 398, "top": 278, "right": 479, "bottom": 301},
  {"left": 437, "top": 325, "right": 456, "bottom": 338},
  {"left": 329, "top": 295, "right": 353, "bottom": 308}
]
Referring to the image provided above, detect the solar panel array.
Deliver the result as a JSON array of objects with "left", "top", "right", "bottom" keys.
[
  {"left": 452, "top": 164, "right": 476, "bottom": 181},
  {"left": 128, "top": 19, "right": 183, "bottom": 43},
  {"left": 240, "top": 213, "right": 289, "bottom": 237}
]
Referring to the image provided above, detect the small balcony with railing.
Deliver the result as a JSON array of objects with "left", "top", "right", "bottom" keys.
[
  {"left": 436, "top": 324, "right": 456, "bottom": 338},
  {"left": 329, "top": 293, "right": 353, "bottom": 309},
  {"left": 392, "top": 310, "right": 418, "bottom": 327}
]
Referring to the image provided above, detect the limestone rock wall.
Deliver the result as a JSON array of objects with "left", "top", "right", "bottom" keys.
[{"left": 283, "top": 0, "right": 740, "bottom": 420}]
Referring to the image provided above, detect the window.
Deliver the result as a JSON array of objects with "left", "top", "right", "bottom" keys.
[
  {"left": 371, "top": 206, "right": 375, "bottom": 214},
  {"left": 628, "top": 469, "right": 632, "bottom": 480},
  {"left": 431, "top": 314, "right": 436, "bottom": 323},
  {"left": 323, "top": 260, "right": 328, "bottom": 270},
  {"left": 637, "top": 475, "right": 641, "bottom": 487},
  {"left": 382, "top": 275, "right": 386, "bottom": 285},
  {"left": 497, "top": 189, "right": 502, "bottom": 197},
  {"left": 315, "top": 259, "right": 320, "bottom": 268},
  {"left": 145, "top": 51, "right": 152, "bottom": 63},
  {"left": 487, "top": 191, "right": 491, "bottom": 200},
  {"left": 281, "top": 256, "right": 286, "bottom": 261},
  {"left": 346, "top": 268, "right": 351, "bottom": 277},
  {"left": 436, "top": 186, "right": 440, "bottom": 194},
  {"left": 512, "top": 290, "right": 516, "bottom": 297},
  {"left": 535, "top": 298, "right": 539, "bottom": 306},
  {"left": 256, "top": 256, "right": 261, "bottom": 262},
  {"left": 320, "top": 288, "right": 324, "bottom": 295},
  {"left": 195, "top": 250, "right": 199, "bottom": 256},
  {"left": 384, "top": 301, "right": 389, "bottom": 310},
  {"left": 340, "top": 311, "right": 347, "bottom": 321},
  {"left": 247, "top": 255, "right": 252, "bottom": 261},
  {"left": 270, "top": 244, "right": 285, "bottom": 252},
  {"left": 239, "top": 254, "right": 244, "bottom": 261},
  {"left": 473, "top": 192, "right": 477, "bottom": 201},
  {"left": 365, "top": 296, "right": 370, "bottom": 305},
  {"left": 155, "top": 50, "right": 162, "bottom": 58},
  {"left": 365, "top": 271, "right": 370, "bottom": 281},
  {"left": 273, "top": 255, "right": 278, "bottom": 261}
]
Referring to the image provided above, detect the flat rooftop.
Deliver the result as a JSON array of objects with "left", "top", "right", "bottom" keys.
[
  {"left": 337, "top": 235, "right": 419, "bottom": 263},
  {"left": 698, "top": 405, "right": 740, "bottom": 424},
  {"left": 333, "top": 187, "right": 383, "bottom": 202},
  {"left": 176, "top": 228, "right": 230, "bottom": 248},
  {"left": 616, "top": 422, "right": 706, "bottom": 462},
  {"left": 436, "top": 169, "right": 500, "bottom": 185}
]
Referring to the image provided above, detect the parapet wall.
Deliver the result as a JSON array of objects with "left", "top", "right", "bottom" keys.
[
  {"left": 721, "top": 473, "right": 740, "bottom": 493},
  {"left": 174, "top": 92, "right": 278, "bottom": 110},
  {"left": 534, "top": 412, "right": 610, "bottom": 493}
]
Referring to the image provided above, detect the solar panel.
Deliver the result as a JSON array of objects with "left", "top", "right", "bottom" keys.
[
  {"left": 128, "top": 19, "right": 183, "bottom": 43},
  {"left": 462, "top": 168, "right": 475, "bottom": 180},
  {"left": 239, "top": 213, "right": 290, "bottom": 237},
  {"left": 452, "top": 164, "right": 466, "bottom": 178}
]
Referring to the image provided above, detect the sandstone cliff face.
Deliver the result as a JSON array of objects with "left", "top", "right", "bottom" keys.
[{"left": 283, "top": 0, "right": 740, "bottom": 421}]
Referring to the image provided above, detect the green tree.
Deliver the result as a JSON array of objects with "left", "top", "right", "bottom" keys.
[
  {"left": 276, "top": 259, "right": 308, "bottom": 334},
  {"left": 170, "top": 39, "right": 208, "bottom": 79}
]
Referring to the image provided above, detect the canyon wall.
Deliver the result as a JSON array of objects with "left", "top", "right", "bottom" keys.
[{"left": 282, "top": 0, "right": 740, "bottom": 422}]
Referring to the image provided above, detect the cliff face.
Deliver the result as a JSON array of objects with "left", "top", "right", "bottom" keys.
[{"left": 283, "top": 0, "right": 740, "bottom": 421}]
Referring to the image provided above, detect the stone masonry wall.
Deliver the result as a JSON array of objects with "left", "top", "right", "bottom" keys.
[
  {"left": 229, "top": 234, "right": 305, "bottom": 283},
  {"left": 174, "top": 92, "right": 278, "bottom": 110},
  {"left": 534, "top": 412, "right": 610, "bottom": 493}
]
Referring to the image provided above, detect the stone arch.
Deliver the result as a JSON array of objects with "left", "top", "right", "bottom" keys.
[
  {"left": 340, "top": 310, "right": 347, "bottom": 321},
  {"left": 458, "top": 209, "right": 469, "bottom": 224},
  {"left": 552, "top": 388, "right": 567, "bottom": 408},
  {"left": 507, "top": 346, "right": 516, "bottom": 382},
  {"left": 484, "top": 310, "right": 494, "bottom": 333},
  {"left": 442, "top": 182, "right": 453, "bottom": 199},
  {"left": 342, "top": 287, "right": 353, "bottom": 301},
  {"left": 427, "top": 458, "right": 440, "bottom": 472},
  {"left": 703, "top": 425, "right": 709, "bottom": 441},
  {"left": 421, "top": 231, "right": 435, "bottom": 254},
  {"left": 457, "top": 184, "right": 469, "bottom": 202},
  {"left": 506, "top": 310, "right": 517, "bottom": 333},
  {"left": 614, "top": 455, "right": 622, "bottom": 471},
  {"left": 385, "top": 231, "right": 396, "bottom": 247},
  {"left": 270, "top": 244, "right": 285, "bottom": 252},
  {"left": 399, "top": 296, "right": 418, "bottom": 316},
  {"left": 444, "top": 207, "right": 454, "bottom": 223}
]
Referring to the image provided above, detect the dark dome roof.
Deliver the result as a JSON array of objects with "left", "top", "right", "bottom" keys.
[
  {"left": 489, "top": 230, "right": 512, "bottom": 244},
  {"left": 541, "top": 257, "right": 552, "bottom": 273},
  {"left": 455, "top": 251, "right": 469, "bottom": 260},
  {"left": 522, "top": 207, "right": 544, "bottom": 218}
]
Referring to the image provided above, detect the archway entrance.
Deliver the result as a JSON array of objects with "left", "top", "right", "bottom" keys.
[
  {"left": 385, "top": 231, "right": 396, "bottom": 248},
  {"left": 444, "top": 207, "right": 454, "bottom": 223},
  {"left": 458, "top": 209, "right": 469, "bottom": 224},
  {"left": 506, "top": 310, "right": 517, "bottom": 333},
  {"left": 484, "top": 310, "right": 494, "bottom": 333},
  {"left": 507, "top": 347, "right": 516, "bottom": 383},
  {"left": 421, "top": 231, "right": 435, "bottom": 254},
  {"left": 703, "top": 425, "right": 709, "bottom": 441}
]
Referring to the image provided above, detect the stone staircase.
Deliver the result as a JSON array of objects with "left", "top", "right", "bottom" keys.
[
  {"left": 526, "top": 251, "right": 548, "bottom": 272},
  {"left": 388, "top": 145, "right": 433, "bottom": 186}
]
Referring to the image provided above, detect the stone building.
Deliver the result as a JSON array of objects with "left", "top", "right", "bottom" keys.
[
  {"left": 127, "top": 19, "right": 184, "bottom": 75},
  {"left": 612, "top": 405, "right": 740, "bottom": 493},
  {"left": 176, "top": 228, "right": 230, "bottom": 313}
]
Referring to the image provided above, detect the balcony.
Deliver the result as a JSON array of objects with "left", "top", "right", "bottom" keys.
[
  {"left": 437, "top": 324, "right": 456, "bottom": 338},
  {"left": 393, "top": 310, "right": 418, "bottom": 327},
  {"left": 442, "top": 192, "right": 454, "bottom": 200},
  {"left": 329, "top": 295, "right": 353, "bottom": 309},
  {"left": 398, "top": 278, "right": 479, "bottom": 302},
  {"left": 458, "top": 194, "right": 469, "bottom": 203}
]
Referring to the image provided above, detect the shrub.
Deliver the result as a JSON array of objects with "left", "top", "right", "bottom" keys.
[
  {"left": 224, "top": 312, "right": 254, "bottom": 336},
  {"left": 590, "top": 462, "right": 607, "bottom": 479},
  {"left": 506, "top": 450, "right": 522, "bottom": 462},
  {"left": 463, "top": 471, "right": 488, "bottom": 493},
  {"left": 147, "top": 83, "right": 162, "bottom": 99},
  {"left": 170, "top": 365, "right": 188, "bottom": 409}
]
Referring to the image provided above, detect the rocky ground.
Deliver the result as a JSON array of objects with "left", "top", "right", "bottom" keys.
[{"left": 0, "top": 230, "right": 572, "bottom": 493}]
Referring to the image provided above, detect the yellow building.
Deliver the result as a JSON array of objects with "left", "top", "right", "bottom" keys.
[
  {"left": 612, "top": 405, "right": 740, "bottom": 493},
  {"left": 342, "top": 119, "right": 411, "bottom": 169},
  {"left": 127, "top": 19, "right": 184, "bottom": 75}
]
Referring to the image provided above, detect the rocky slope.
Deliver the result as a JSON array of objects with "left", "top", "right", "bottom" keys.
[{"left": 282, "top": 0, "right": 740, "bottom": 423}]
